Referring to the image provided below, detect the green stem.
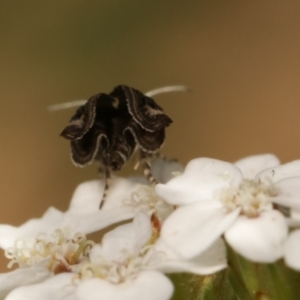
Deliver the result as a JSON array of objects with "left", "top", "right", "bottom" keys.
[
  {"left": 168, "top": 271, "right": 237, "bottom": 300},
  {"left": 168, "top": 247, "right": 300, "bottom": 300},
  {"left": 227, "top": 245, "right": 300, "bottom": 300}
]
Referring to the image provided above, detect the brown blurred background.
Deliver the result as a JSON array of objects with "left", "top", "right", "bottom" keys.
[{"left": 1, "top": 1, "right": 300, "bottom": 271}]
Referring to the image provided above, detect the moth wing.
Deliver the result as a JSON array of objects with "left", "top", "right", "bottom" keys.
[
  {"left": 110, "top": 85, "right": 173, "bottom": 132},
  {"left": 60, "top": 96, "right": 98, "bottom": 140},
  {"left": 60, "top": 93, "right": 118, "bottom": 140},
  {"left": 124, "top": 120, "right": 165, "bottom": 153},
  {"left": 70, "top": 121, "right": 108, "bottom": 166}
]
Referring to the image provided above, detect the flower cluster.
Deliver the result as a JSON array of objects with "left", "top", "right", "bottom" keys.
[{"left": 1, "top": 155, "right": 300, "bottom": 299}]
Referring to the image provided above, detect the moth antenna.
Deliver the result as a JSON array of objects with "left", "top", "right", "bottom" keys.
[
  {"left": 99, "top": 168, "right": 112, "bottom": 209},
  {"left": 48, "top": 85, "right": 189, "bottom": 112},
  {"left": 47, "top": 100, "right": 87, "bottom": 112},
  {"left": 145, "top": 85, "right": 190, "bottom": 98}
]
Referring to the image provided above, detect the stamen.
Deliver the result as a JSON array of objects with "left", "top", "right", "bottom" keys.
[
  {"left": 125, "top": 186, "right": 174, "bottom": 222},
  {"left": 219, "top": 179, "right": 278, "bottom": 217},
  {"left": 5, "top": 229, "right": 94, "bottom": 274},
  {"left": 79, "top": 243, "right": 165, "bottom": 284}
]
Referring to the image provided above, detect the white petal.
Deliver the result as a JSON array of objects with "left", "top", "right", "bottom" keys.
[
  {"left": 154, "top": 238, "right": 227, "bottom": 275},
  {"left": 62, "top": 207, "right": 135, "bottom": 235},
  {"left": 160, "top": 201, "right": 240, "bottom": 258},
  {"left": 132, "top": 212, "right": 152, "bottom": 253},
  {"left": 284, "top": 230, "right": 300, "bottom": 270},
  {"left": 291, "top": 208, "right": 300, "bottom": 221},
  {"left": 257, "top": 159, "right": 300, "bottom": 184},
  {"left": 156, "top": 158, "right": 242, "bottom": 205},
  {"left": 0, "top": 207, "right": 64, "bottom": 249},
  {"left": 286, "top": 217, "right": 300, "bottom": 227},
  {"left": 0, "top": 263, "right": 51, "bottom": 299},
  {"left": 225, "top": 210, "right": 288, "bottom": 263},
  {"left": 272, "top": 177, "right": 300, "bottom": 209},
  {"left": 91, "top": 224, "right": 135, "bottom": 262},
  {"left": 5, "top": 273, "right": 75, "bottom": 300},
  {"left": 151, "top": 158, "right": 184, "bottom": 183},
  {"left": 234, "top": 154, "right": 280, "bottom": 179},
  {"left": 76, "top": 271, "right": 173, "bottom": 300},
  {"left": 68, "top": 178, "right": 142, "bottom": 212},
  {"left": 91, "top": 213, "right": 151, "bottom": 261},
  {"left": 68, "top": 180, "right": 103, "bottom": 213},
  {"left": 103, "top": 178, "right": 143, "bottom": 210}
]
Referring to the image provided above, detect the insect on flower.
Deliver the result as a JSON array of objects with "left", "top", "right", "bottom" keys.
[{"left": 55, "top": 85, "right": 188, "bottom": 208}]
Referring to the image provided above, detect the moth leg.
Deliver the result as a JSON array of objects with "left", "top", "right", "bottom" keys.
[
  {"left": 99, "top": 168, "right": 112, "bottom": 209},
  {"left": 133, "top": 159, "right": 141, "bottom": 171},
  {"left": 140, "top": 151, "right": 158, "bottom": 186},
  {"left": 130, "top": 145, "right": 141, "bottom": 170},
  {"left": 143, "top": 160, "right": 158, "bottom": 186}
]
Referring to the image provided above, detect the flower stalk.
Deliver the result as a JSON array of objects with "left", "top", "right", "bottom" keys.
[
  {"left": 169, "top": 271, "right": 236, "bottom": 300},
  {"left": 227, "top": 246, "right": 300, "bottom": 300}
]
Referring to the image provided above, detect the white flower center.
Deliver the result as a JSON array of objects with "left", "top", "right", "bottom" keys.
[
  {"left": 80, "top": 246, "right": 165, "bottom": 284},
  {"left": 125, "top": 186, "right": 174, "bottom": 222},
  {"left": 219, "top": 179, "right": 278, "bottom": 217},
  {"left": 5, "top": 228, "right": 94, "bottom": 274}
]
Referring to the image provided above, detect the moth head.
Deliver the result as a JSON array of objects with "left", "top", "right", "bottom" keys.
[{"left": 109, "top": 153, "right": 125, "bottom": 171}]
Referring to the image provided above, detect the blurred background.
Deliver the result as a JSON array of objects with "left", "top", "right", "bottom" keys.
[{"left": 1, "top": 0, "right": 300, "bottom": 271}]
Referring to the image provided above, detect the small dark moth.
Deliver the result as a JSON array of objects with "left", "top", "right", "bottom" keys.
[{"left": 60, "top": 85, "right": 173, "bottom": 208}]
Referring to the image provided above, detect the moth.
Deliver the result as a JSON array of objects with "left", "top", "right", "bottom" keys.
[{"left": 60, "top": 85, "right": 174, "bottom": 208}]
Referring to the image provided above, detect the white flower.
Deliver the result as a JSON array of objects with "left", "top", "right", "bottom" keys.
[
  {"left": 76, "top": 212, "right": 226, "bottom": 300},
  {"left": 0, "top": 228, "right": 93, "bottom": 299},
  {"left": 5, "top": 229, "right": 94, "bottom": 272},
  {"left": 0, "top": 178, "right": 139, "bottom": 298},
  {"left": 234, "top": 153, "right": 280, "bottom": 179},
  {"left": 0, "top": 158, "right": 217, "bottom": 299},
  {"left": 0, "top": 261, "right": 52, "bottom": 300},
  {"left": 76, "top": 271, "right": 172, "bottom": 300},
  {"left": 124, "top": 186, "right": 174, "bottom": 223},
  {"left": 256, "top": 158, "right": 300, "bottom": 270},
  {"left": 0, "top": 207, "right": 64, "bottom": 251},
  {"left": 256, "top": 159, "right": 300, "bottom": 210},
  {"left": 288, "top": 208, "right": 300, "bottom": 227},
  {"left": 0, "top": 177, "right": 139, "bottom": 251},
  {"left": 70, "top": 157, "right": 184, "bottom": 223},
  {"left": 155, "top": 154, "right": 292, "bottom": 263},
  {"left": 282, "top": 199, "right": 300, "bottom": 271},
  {"left": 73, "top": 213, "right": 174, "bottom": 300},
  {"left": 283, "top": 229, "right": 300, "bottom": 271},
  {"left": 66, "top": 177, "right": 142, "bottom": 233},
  {"left": 71, "top": 158, "right": 183, "bottom": 223},
  {"left": 5, "top": 273, "right": 76, "bottom": 300},
  {"left": 5, "top": 213, "right": 226, "bottom": 300}
]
